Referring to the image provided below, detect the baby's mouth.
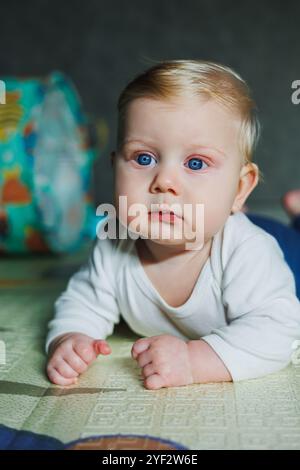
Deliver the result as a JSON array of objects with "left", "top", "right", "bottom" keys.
[{"left": 148, "top": 210, "right": 181, "bottom": 224}]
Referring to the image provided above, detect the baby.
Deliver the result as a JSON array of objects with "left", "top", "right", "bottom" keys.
[{"left": 45, "top": 59, "right": 300, "bottom": 390}]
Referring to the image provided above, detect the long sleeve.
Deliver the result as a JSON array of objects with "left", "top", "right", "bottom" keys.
[
  {"left": 45, "top": 237, "right": 121, "bottom": 354},
  {"left": 201, "top": 232, "right": 300, "bottom": 381}
]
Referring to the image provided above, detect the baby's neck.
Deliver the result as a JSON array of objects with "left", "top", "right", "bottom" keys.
[{"left": 136, "top": 237, "right": 213, "bottom": 269}]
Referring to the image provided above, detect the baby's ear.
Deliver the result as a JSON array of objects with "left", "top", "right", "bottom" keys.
[{"left": 231, "top": 163, "right": 259, "bottom": 214}]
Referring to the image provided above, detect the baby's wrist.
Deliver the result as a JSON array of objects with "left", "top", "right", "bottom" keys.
[
  {"left": 187, "top": 339, "right": 233, "bottom": 383},
  {"left": 186, "top": 339, "right": 210, "bottom": 384},
  {"left": 186, "top": 340, "right": 198, "bottom": 384},
  {"left": 48, "top": 332, "right": 78, "bottom": 356}
]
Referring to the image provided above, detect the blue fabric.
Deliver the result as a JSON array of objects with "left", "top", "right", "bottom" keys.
[
  {"left": 0, "top": 424, "right": 63, "bottom": 450},
  {"left": 246, "top": 213, "right": 300, "bottom": 299},
  {"left": 0, "top": 424, "right": 187, "bottom": 450}
]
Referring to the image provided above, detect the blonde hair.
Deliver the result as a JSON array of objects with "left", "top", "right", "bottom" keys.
[{"left": 116, "top": 59, "right": 264, "bottom": 182}]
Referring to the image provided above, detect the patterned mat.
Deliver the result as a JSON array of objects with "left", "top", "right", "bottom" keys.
[{"left": 0, "top": 247, "right": 300, "bottom": 450}]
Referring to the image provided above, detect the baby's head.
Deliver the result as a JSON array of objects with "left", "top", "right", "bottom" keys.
[{"left": 111, "top": 59, "right": 262, "bottom": 248}]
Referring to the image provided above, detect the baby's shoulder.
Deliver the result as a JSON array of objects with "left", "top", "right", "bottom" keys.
[
  {"left": 221, "top": 211, "right": 281, "bottom": 264},
  {"left": 93, "top": 220, "right": 136, "bottom": 272}
]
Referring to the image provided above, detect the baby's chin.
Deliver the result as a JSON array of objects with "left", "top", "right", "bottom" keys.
[
  {"left": 135, "top": 235, "right": 207, "bottom": 254},
  {"left": 141, "top": 237, "right": 187, "bottom": 247}
]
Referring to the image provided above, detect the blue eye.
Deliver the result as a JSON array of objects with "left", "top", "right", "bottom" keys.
[
  {"left": 134, "top": 153, "right": 208, "bottom": 171},
  {"left": 135, "top": 153, "right": 155, "bottom": 166},
  {"left": 186, "top": 158, "right": 208, "bottom": 171}
]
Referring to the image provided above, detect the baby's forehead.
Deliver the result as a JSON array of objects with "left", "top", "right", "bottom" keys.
[
  {"left": 127, "top": 96, "right": 243, "bottom": 135},
  {"left": 125, "top": 97, "right": 242, "bottom": 150}
]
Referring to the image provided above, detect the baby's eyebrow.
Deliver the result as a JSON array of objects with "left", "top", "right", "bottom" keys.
[
  {"left": 122, "top": 139, "right": 227, "bottom": 158},
  {"left": 186, "top": 143, "right": 227, "bottom": 158},
  {"left": 122, "top": 139, "right": 155, "bottom": 147}
]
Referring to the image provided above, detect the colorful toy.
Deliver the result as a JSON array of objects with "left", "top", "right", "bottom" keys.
[{"left": 0, "top": 71, "right": 105, "bottom": 253}]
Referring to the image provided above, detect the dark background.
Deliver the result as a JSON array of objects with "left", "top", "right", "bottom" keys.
[{"left": 1, "top": 0, "right": 300, "bottom": 222}]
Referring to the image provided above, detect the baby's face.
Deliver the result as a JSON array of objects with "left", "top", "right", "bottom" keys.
[{"left": 112, "top": 96, "right": 247, "bottom": 247}]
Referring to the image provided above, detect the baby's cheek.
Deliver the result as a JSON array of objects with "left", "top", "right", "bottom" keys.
[{"left": 203, "top": 203, "right": 229, "bottom": 237}]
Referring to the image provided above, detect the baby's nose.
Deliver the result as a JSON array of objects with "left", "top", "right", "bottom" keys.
[{"left": 150, "top": 165, "right": 181, "bottom": 195}]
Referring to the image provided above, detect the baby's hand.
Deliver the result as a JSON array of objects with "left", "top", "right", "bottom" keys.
[
  {"left": 46, "top": 333, "right": 111, "bottom": 386},
  {"left": 131, "top": 334, "right": 194, "bottom": 390}
]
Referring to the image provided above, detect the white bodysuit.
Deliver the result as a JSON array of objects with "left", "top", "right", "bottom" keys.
[{"left": 45, "top": 212, "right": 300, "bottom": 381}]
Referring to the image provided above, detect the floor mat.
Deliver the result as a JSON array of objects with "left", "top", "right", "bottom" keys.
[{"left": 0, "top": 248, "right": 300, "bottom": 450}]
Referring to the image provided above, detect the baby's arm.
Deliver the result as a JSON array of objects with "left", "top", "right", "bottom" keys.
[
  {"left": 187, "top": 339, "right": 232, "bottom": 383},
  {"left": 45, "top": 236, "right": 121, "bottom": 385},
  {"left": 201, "top": 233, "right": 300, "bottom": 381},
  {"left": 47, "top": 332, "right": 111, "bottom": 386}
]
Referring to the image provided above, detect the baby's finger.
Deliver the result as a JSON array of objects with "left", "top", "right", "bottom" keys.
[
  {"left": 142, "top": 362, "right": 155, "bottom": 379},
  {"left": 131, "top": 338, "right": 151, "bottom": 359},
  {"left": 63, "top": 351, "right": 88, "bottom": 374},
  {"left": 47, "top": 365, "right": 77, "bottom": 386},
  {"left": 136, "top": 350, "right": 152, "bottom": 368},
  {"left": 144, "top": 373, "right": 165, "bottom": 390},
  {"left": 73, "top": 341, "right": 97, "bottom": 364},
  {"left": 55, "top": 359, "right": 79, "bottom": 379},
  {"left": 93, "top": 340, "right": 112, "bottom": 356}
]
